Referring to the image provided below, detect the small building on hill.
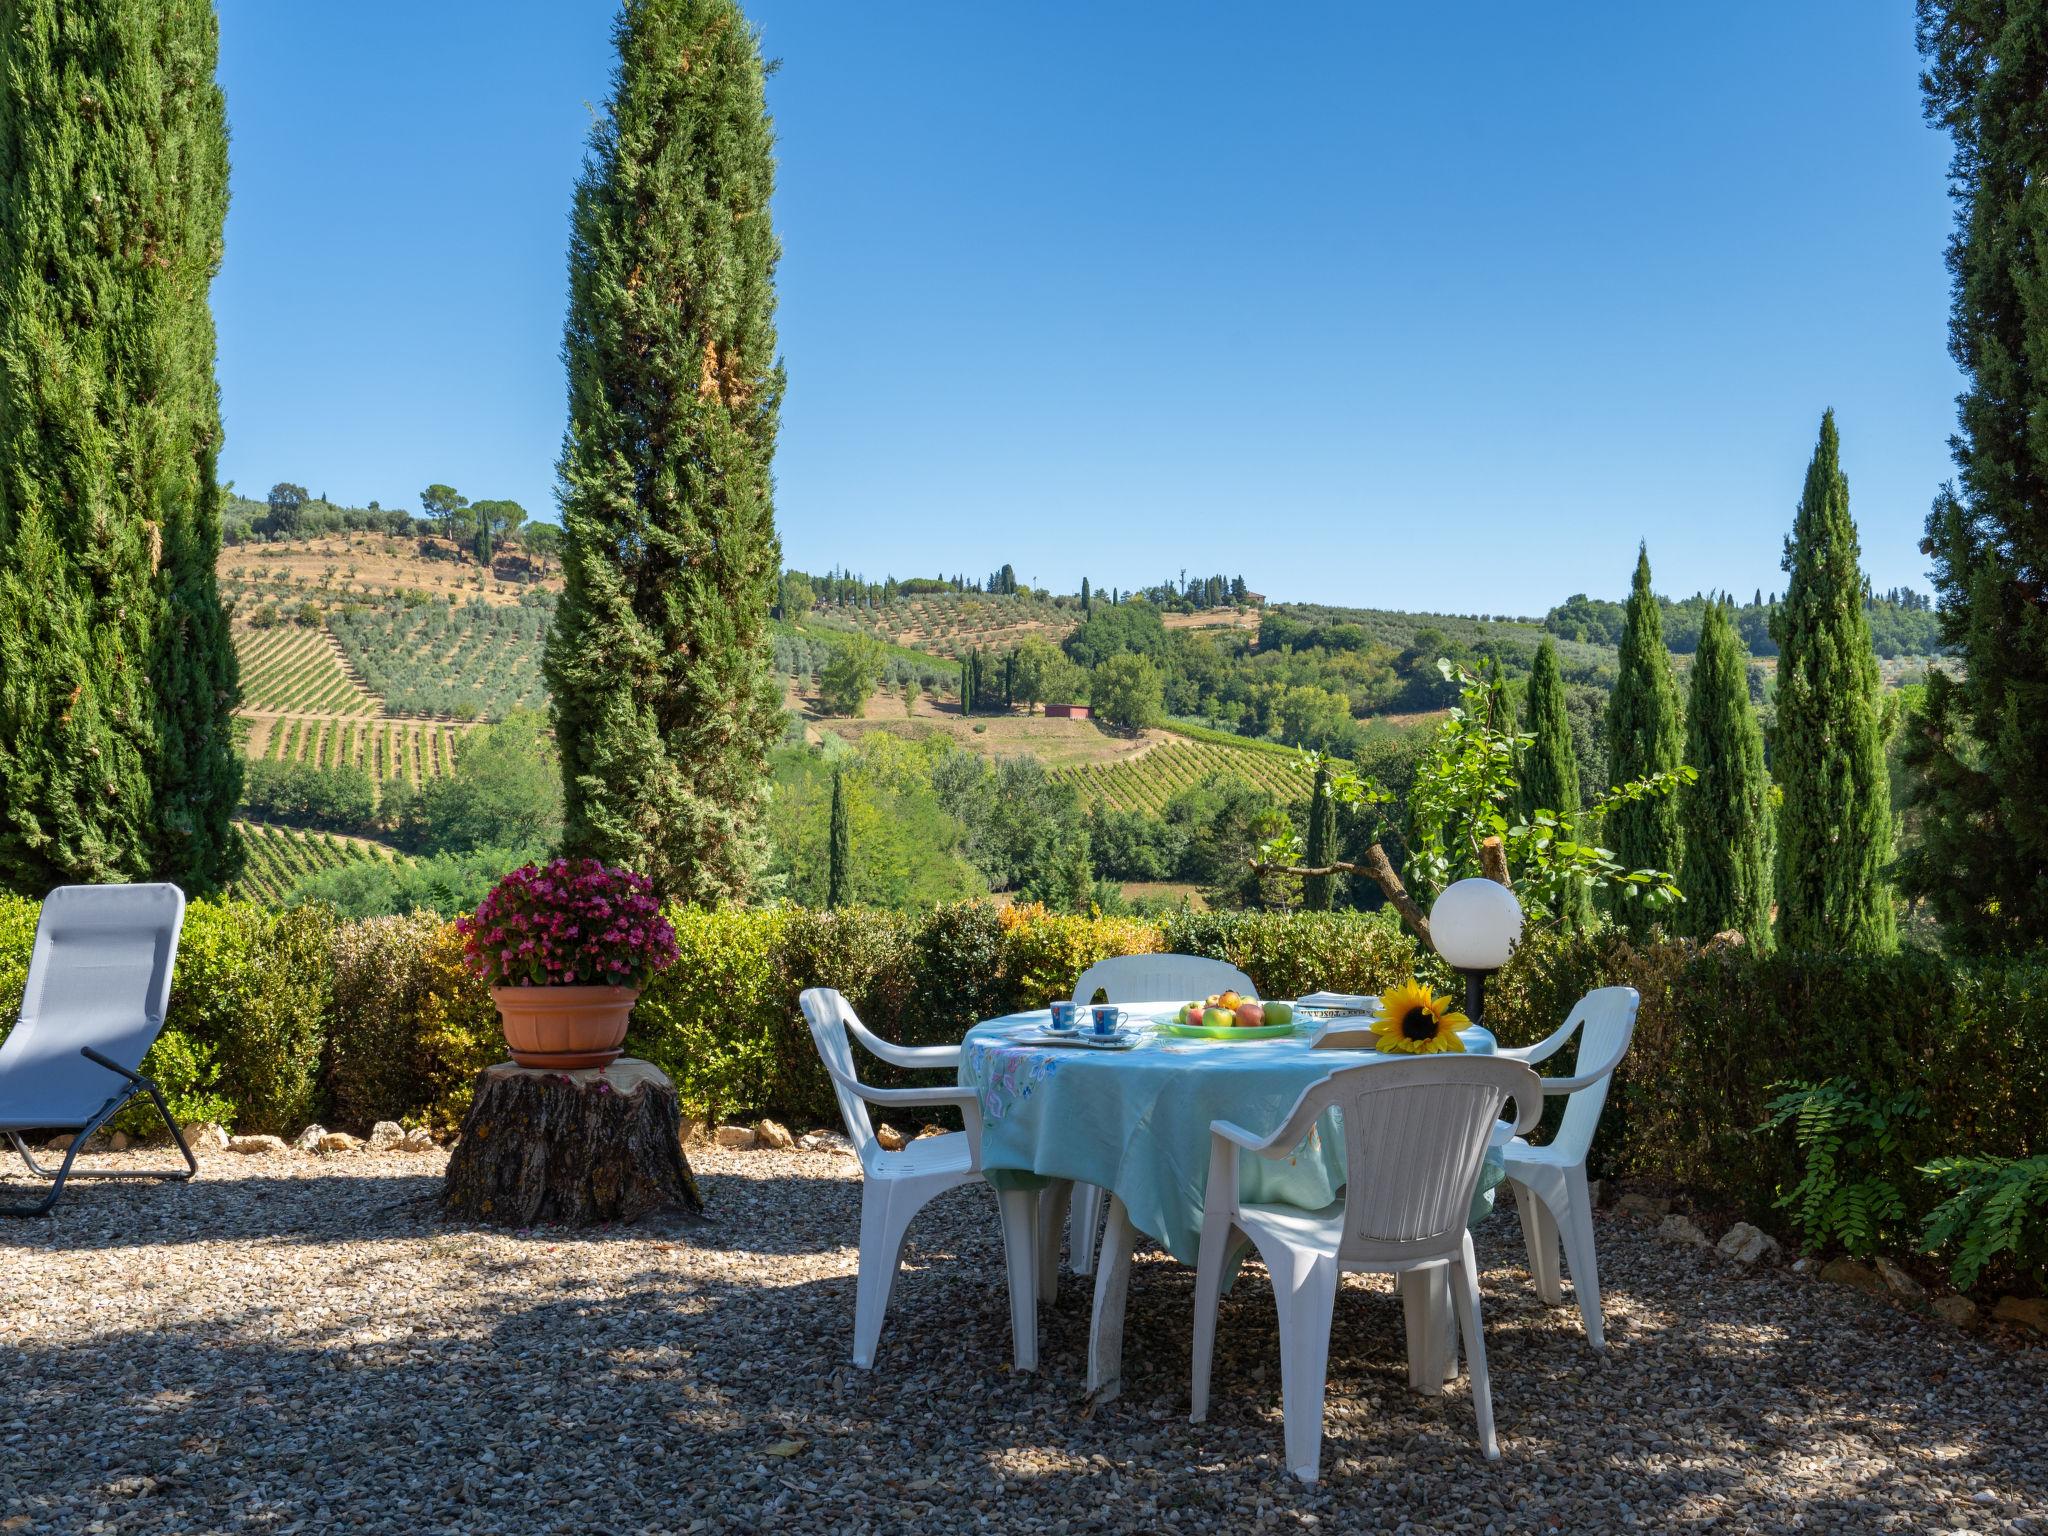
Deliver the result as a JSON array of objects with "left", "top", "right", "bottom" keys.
[{"left": 1044, "top": 702, "right": 1090, "bottom": 719}]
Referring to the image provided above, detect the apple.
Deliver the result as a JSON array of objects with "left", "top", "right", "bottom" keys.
[
  {"left": 1263, "top": 1001, "right": 1294, "bottom": 1029},
  {"left": 1235, "top": 1001, "right": 1266, "bottom": 1028},
  {"left": 1202, "top": 1006, "right": 1235, "bottom": 1029}
]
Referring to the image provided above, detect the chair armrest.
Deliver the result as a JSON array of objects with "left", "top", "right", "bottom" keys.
[
  {"left": 847, "top": 1015, "right": 961, "bottom": 1071},
  {"left": 1495, "top": 1013, "right": 1580, "bottom": 1065},
  {"left": 1539, "top": 1064, "right": 1617, "bottom": 1096},
  {"left": 81, "top": 1047, "right": 145, "bottom": 1086},
  {"left": 1210, "top": 1118, "right": 1281, "bottom": 1155}
]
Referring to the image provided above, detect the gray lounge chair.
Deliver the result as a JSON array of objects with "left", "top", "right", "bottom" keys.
[{"left": 0, "top": 884, "right": 196, "bottom": 1217}]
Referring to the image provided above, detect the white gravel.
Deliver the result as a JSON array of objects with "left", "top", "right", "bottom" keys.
[{"left": 2, "top": 1142, "right": 2043, "bottom": 1535}]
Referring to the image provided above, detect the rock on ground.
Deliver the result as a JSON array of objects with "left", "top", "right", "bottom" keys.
[
  {"left": 1716, "top": 1222, "right": 1780, "bottom": 1265},
  {"left": 1, "top": 1147, "right": 2042, "bottom": 1534}
]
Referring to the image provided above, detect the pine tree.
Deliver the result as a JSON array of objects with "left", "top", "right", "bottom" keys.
[
  {"left": 543, "top": 0, "right": 785, "bottom": 903},
  {"left": 0, "top": 0, "right": 239, "bottom": 895},
  {"left": 1904, "top": 7, "right": 2048, "bottom": 948},
  {"left": 1604, "top": 545, "right": 1684, "bottom": 930},
  {"left": 825, "top": 767, "right": 850, "bottom": 909},
  {"left": 1678, "top": 599, "right": 1771, "bottom": 943},
  {"left": 1772, "top": 411, "right": 1894, "bottom": 952},
  {"left": 1302, "top": 762, "right": 1338, "bottom": 911}
]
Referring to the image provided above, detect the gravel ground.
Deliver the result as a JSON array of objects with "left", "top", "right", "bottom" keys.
[{"left": 2, "top": 1141, "right": 2043, "bottom": 1536}]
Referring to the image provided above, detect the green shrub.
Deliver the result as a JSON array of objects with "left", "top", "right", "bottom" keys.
[
  {"left": 629, "top": 907, "right": 788, "bottom": 1127},
  {"left": 326, "top": 911, "right": 450, "bottom": 1127},
  {"left": 1162, "top": 907, "right": 1422, "bottom": 1000},
  {"left": 1920, "top": 1154, "right": 2048, "bottom": 1292},
  {"left": 168, "top": 902, "right": 334, "bottom": 1134},
  {"left": 1759, "top": 1079, "right": 1925, "bottom": 1257}
]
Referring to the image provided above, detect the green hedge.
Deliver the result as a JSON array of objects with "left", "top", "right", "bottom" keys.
[{"left": 0, "top": 893, "right": 2041, "bottom": 1289}]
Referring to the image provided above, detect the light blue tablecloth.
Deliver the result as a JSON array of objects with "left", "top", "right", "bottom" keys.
[{"left": 959, "top": 1005, "right": 1504, "bottom": 1266}]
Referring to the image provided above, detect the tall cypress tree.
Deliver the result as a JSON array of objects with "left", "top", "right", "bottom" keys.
[
  {"left": 1772, "top": 411, "right": 1894, "bottom": 953},
  {"left": 1302, "top": 762, "right": 1337, "bottom": 911},
  {"left": 544, "top": 0, "right": 785, "bottom": 904},
  {"left": 1678, "top": 599, "right": 1771, "bottom": 943},
  {"left": 1904, "top": 6, "right": 2048, "bottom": 948},
  {"left": 1520, "top": 638, "right": 1579, "bottom": 817},
  {"left": 0, "top": 0, "right": 238, "bottom": 895},
  {"left": 1604, "top": 545, "right": 1684, "bottom": 930},
  {"left": 825, "top": 767, "right": 850, "bottom": 909}
]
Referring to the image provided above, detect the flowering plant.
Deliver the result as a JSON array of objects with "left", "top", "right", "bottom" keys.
[{"left": 457, "top": 859, "right": 678, "bottom": 989}]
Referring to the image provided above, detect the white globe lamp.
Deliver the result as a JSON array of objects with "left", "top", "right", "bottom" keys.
[{"left": 1429, "top": 877, "right": 1524, "bottom": 1025}]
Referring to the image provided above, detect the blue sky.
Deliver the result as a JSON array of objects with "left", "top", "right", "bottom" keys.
[{"left": 213, "top": 1, "right": 1961, "bottom": 614}]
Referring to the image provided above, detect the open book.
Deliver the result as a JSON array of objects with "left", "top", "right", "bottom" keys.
[{"left": 1294, "top": 991, "right": 1384, "bottom": 1050}]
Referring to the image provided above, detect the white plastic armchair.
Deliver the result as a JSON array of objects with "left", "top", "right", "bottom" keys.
[
  {"left": 1056, "top": 954, "right": 1258, "bottom": 1279},
  {"left": 1493, "top": 986, "right": 1639, "bottom": 1350},
  {"left": 800, "top": 988, "right": 1038, "bottom": 1372},
  {"left": 1190, "top": 1055, "right": 1543, "bottom": 1478}
]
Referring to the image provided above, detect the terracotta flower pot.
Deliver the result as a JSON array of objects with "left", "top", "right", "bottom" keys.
[{"left": 491, "top": 984, "right": 641, "bottom": 1070}]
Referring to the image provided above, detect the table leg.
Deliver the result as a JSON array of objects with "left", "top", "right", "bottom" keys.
[
  {"left": 996, "top": 1186, "right": 1040, "bottom": 1372},
  {"left": 1036, "top": 1179, "right": 1074, "bottom": 1302},
  {"left": 1086, "top": 1194, "right": 1138, "bottom": 1402}
]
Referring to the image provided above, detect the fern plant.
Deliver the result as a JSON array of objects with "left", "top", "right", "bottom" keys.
[
  {"left": 1759, "top": 1079, "right": 1925, "bottom": 1256},
  {"left": 1919, "top": 1154, "right": 2048, "bottom": 1292}
]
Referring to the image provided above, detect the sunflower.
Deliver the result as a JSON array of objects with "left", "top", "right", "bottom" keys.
[{"left": 1369, "top": 980, "right": 1469, "bottom": 1055}]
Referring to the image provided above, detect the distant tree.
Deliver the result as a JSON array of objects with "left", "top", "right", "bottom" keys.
[
  {"left": 1091, "top": 653, "right": 1165, "bottom": 732},
  {"left": 403, "top": 710, "right": 563, "bottom": 857},
  {"left": 1520, "top": 638, "right": 1579, "bottom": 817},
  {"left": 1678, "top": 600, "right": 1771, "bottom": 944},
  {"left": 1010, "top": 635, "right": 1064, "bottom": 713},
  {"left": 1302, "top": 762, "right": 1338, "bottom": 911},
  {"left": 1081, "top": 576, "right": 1092, "bottom": 615},
  {"left": 1901, "top": 5, "right": 2048, "bottom": 949},
  {"left": 522, "top": 521, "right": 563, "bottom": 575},
  {"left": 544, "top": 0, "right": 785, "bottom": 903},
  {"left": 1772, "top": 411, "right": 1894, "bottom": 953},
  {"left": 265, "top": 483, "right": 310, "bottom": 533},
  {"left": 819, "top": 632, "right": 886, "bottom": 717},
  {"left": 1604, "top": 545, "right": 1684, "bottom": 931},
  {"left": 902, "top": 675, "right": 921, "bottom": 716},
  {"left": 469, "top": 498, "right": 528, "bottom": 564},
  {"left": 0, "top": 0, "right": 240, "bottom": 893},
  {"left": 826, "top": 767, "right": 851, "bottom": 908},
  {"left": 419, "top": 484, "right": 469, "bottom": 546}
]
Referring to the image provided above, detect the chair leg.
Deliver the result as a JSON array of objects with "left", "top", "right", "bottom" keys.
[
  {"left": 852, "top": 1183, "right": 916, "bottom": 1369},
  {"left": 1557, "top": 1165, "right": 1607, "bottom": 1351},
  {"left": 1036, "top": 1180, "right": 1073, "bottom": 1302},
  {"left": 1397, "top": 1264, "right": 1456, "bottom": 1395},
  {"left": 996, "top": 1186, "right": 1040, "bottom": 1373},
  {"left": 1511, "top": 1178, "right": 1565, "bottom": 1304},
  {"left": 1188, "top": 1218, "right": 1236, "bottom": 1423},
  {"left": 2, "top": 1081, "right": 196, "bottom": 1219},
  {"left": 1270, "top": 1248, "right": 1340, "bottom": 1484},
  {"left": 1087, "top": 1195, "right": 1138, "bottom": 1402},
  {"left": 1449, "top": 1232, "right": 1500, "bottom": 1460},
  {"left": 1071, "top": 1181, "right": 1105, "bottom": 1276}
]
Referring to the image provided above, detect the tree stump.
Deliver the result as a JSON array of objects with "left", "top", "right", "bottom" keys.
[{"left": 441, "top": 1058, "right": 702, "bottom": 1227}]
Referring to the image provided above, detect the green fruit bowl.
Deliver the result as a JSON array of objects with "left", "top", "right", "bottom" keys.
[{"left": 1156, "top": 1021, "right": 1295, "bottom": 1040}]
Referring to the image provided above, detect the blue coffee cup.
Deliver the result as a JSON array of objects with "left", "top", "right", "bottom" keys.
[
  {"left": 1091, "top": 1004, "right": 1121, "bottom": 1036},
  {"left": 1049, "top": 1000, "right": 1077, "bottom": 1031}
]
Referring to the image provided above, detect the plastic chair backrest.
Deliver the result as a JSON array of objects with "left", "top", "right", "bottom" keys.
[
  {"left": 1549, "top": 987, "right": 1640, "bottom": 1165},
  {"left": 0, "top": 884, "right": 186, "bottom": 1124},
  {"left": 1260, "top": 1056, "right": 1541, "bottom": 1264},
  {"left": 800, "top": 987, "right": 878, "bottom": 1162},
  {"left": 1073, "top": 954, "right": 1257, "bottom": 1006}
]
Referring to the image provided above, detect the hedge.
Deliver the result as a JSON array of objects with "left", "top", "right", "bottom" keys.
[{"left": 0, "top": 894, "right": 2040, "bottom": 1289}]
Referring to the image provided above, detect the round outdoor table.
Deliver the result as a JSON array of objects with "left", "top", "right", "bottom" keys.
[{"left": 958, "top": 1004, "right": 1502, "bottom": 1400}]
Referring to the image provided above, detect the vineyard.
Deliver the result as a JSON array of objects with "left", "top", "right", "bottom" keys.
[
  {"left": 1051, "top": 732, "right": 1315, "bottom": 814},
  {"left": 244, "top": 714, "right": 465, "bottom": 789},
  {"left": 233, "top": 821, "right": 405, "bottom": 905},
  {"left": 328, "top": 594, "right": 552, "bottom": 719},
  {"left": 236, "top": 625, "right": 379, "bottom": 714}
]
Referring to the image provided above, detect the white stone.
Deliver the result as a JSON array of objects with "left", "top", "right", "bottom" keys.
[
  {"left": 227, "top": 1134, "right": 289, "bottom": 1156},
  {"left": 318, "top": 1132, "right": 361, "bottom": 1154},
  {"left": 1716, "top": 1222, "right": 1781, "bottom": 1265},
  {"left": 400, "top": 1128, "right": 438, "bottom": 1153},
  {"left": 293, "top": 1125, "right": 328, "bottom": 1153},
  {"left": 107, "top": 1130, "right": 130, "bottom": 1152},
  {"left": 367, "top": 1121, "right": 405, "bottom": 1153},
  {"left": 714, "top": 1125, "right": 757, "bottom": 1150},
  {"left": 182, "top": 1123, "right": 229, "bottom": 1152},
  {"left": 753, "top": 1118, "right": 794, "bottom": 1150},
  {"left": 874, "top": 1124, "right": 908, "bottom": 1152},
  {"left": 1657, "top": 1213, "right": 1711, "bottom": 1248}
]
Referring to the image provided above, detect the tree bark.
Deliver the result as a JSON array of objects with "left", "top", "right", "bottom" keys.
[
  {"left": 441, "top": 1058, "right": 702, "bottom": 1228},
  {"left": 1253, "top": 841, "right": 1432, "bottom": 946}
]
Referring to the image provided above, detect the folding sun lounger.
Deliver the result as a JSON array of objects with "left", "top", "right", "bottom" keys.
[{"left": 0, "top": 884, "right": 196, "bottom": 1217}]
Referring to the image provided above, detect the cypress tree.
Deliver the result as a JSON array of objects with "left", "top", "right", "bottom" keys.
[
  {"left": 1520, "top": 638, "right": 1579, "bottom": 817},
  {"left": 1302, "top": 762, "right": 1337, "bottom": 911},
  {"left": 1772, "top": 411, "right": 1894, "bottom": 952},
  {"left": 825, "top": 767, "right": 850, "bottom": 909},
  {"left": 1081, "top": 577, "right": 1091, "bottom": 615},
  {"left": 1604, "top": 545, "right": 1684, "bottom": 929},
  {"left": 1678, "top": 599, "right": 1771, "bottom": 943},
  {"left": 0, "top": 0, "right": 239, "bottom": 895},
  {"left": 1904, "top": 7, "right": 2048, "bottom": 948},
  {"left": 544, "top": 0, "right": 786, "bottom": 903}
]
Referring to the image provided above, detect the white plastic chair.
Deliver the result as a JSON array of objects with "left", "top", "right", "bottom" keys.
[
  {"left": 800, "top": 987, "right": 1040, "bottom": 1372},
  {"left": 1057, "top": 954, "right": 1257, "bottom": 1278},
  {"left": 1190, "top": 1055, "right": 1543, "bottom": 1479},
  {"left": 0, "top": 884, "right": 193, "bottom": 1217},
  {"left": 1491, "top": 986, "right": 1639, "bottom": 1350}
]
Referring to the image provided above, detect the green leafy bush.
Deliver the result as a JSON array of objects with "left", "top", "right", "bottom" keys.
[
  {"left": 1760, "top": 1079, "right": 1925, "bottom": 1257},
  {"left": 1920, "top": 1154, "right": 2048, "bottom": 1291}
]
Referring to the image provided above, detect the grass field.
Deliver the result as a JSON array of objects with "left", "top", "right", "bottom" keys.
[{"left": 232, "top": 820, "right": 405, "bottom": 905}]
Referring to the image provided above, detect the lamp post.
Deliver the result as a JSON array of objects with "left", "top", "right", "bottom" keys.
[{"left": 1429, "top": 877, "right": 1524, "bottom": 1029}]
